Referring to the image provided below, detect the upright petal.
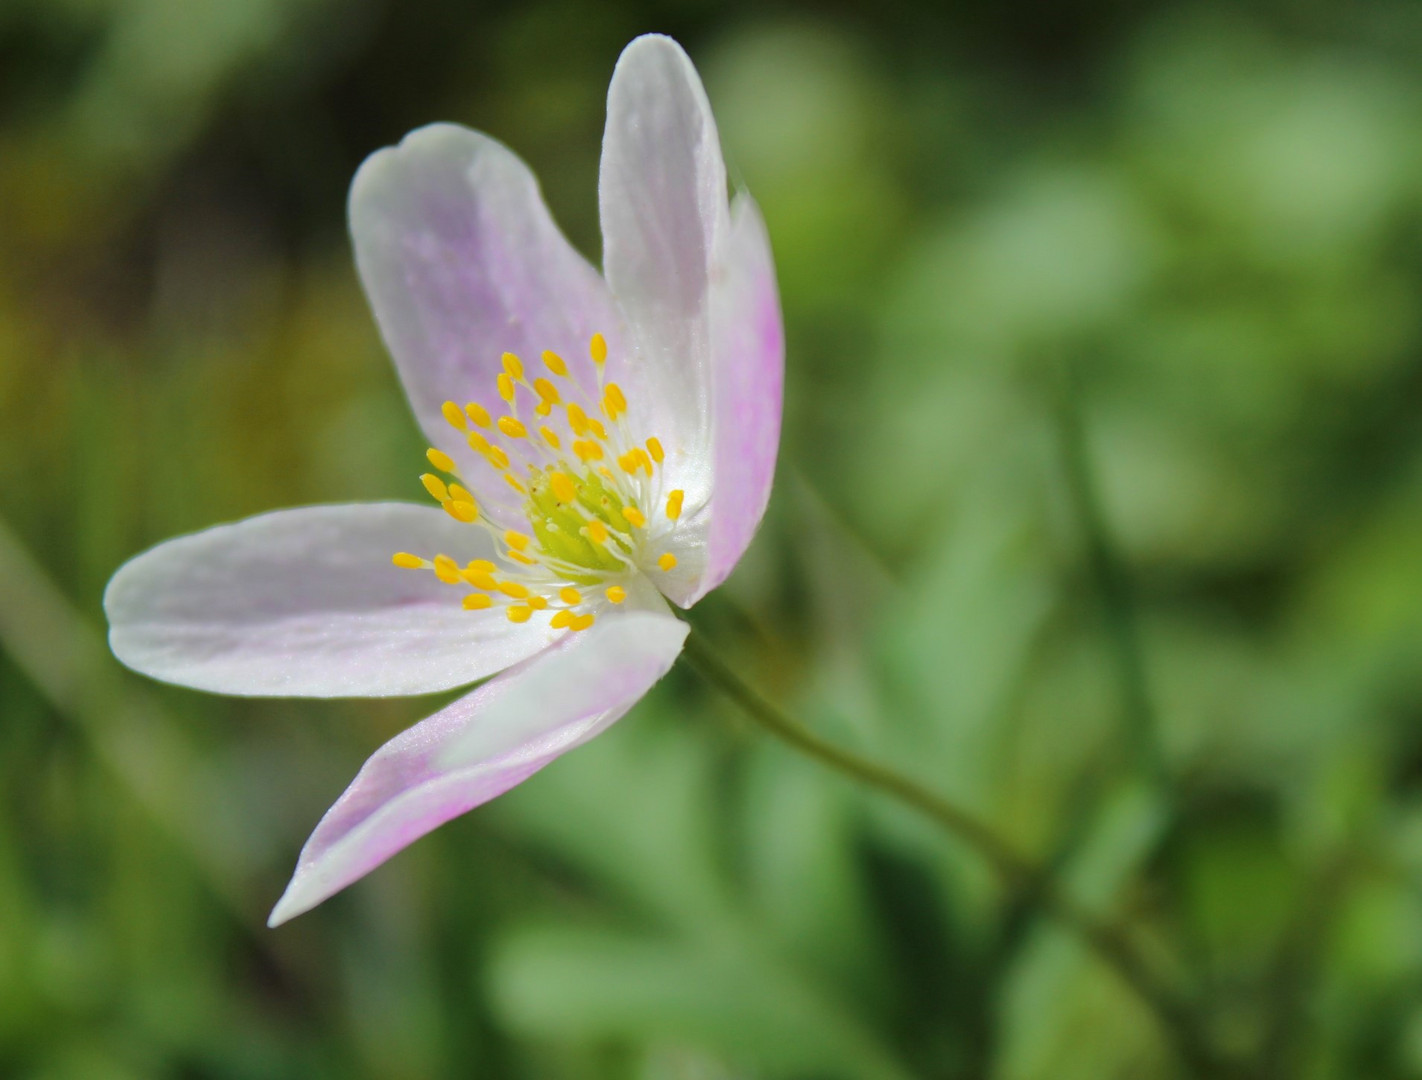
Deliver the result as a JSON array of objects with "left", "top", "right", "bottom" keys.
[
  {"left": 351, "top": 123, "right": 625, "bottom": 511},
  {"left": 697, "top": 193, "right": 784, "bottom": 601},
  {"left": 599, "top": 35, "right": 729, "bottom": 518},
  {"left": 267, "top": 609, "right": 688, "bottom": 925},
  {"left": 105, "top": 504, "right": 558, "bottom": 697}
]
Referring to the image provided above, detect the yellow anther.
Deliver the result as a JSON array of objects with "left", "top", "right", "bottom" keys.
[
  {"left": 527, "top": 596, "right": 549, "bottom": 610},
  {"left": 539, "top": 425, "right": 562, "bottom": 450},
  {"left": 533, "top": 377, "right": 560, "bottom": 405},
  {"left": 466, "top": 402, "right": 492, "bottom": 428},
  {"left": 420, "top": 473, "right": 449, "bottom": 501},
  {"left": 463, "top": 593, "right": 493, "bottom": 610},
  {"left": 426, "top": 447, "right": 456, "bottom": 473},
  {"left": 603, "top": 383, "right": 627, "bottom": 419},
  {"left": 590, "top": 333, "right": 607, "bottom": 365},
  {"left": 619, "top": 453, "right": 640, "bottom": 475},
  {"left": 466, "top": 559, "right": 496, "bottom": 575},
  {"left": 570, "top": 612, "right": 596, "bottom": 631},
  {"left": 585, "top": 520, "right": 609, "bottom": 545},
  {"left": 534, "top": 402, "right": 552, "bottom": 418},
  {"left": 467, "top": 430, "right": 490, "bottom": 453},
  {"left": 498, "top": 416, "right": 527, "bottom": 439},
  {"left": 463, "top": 569, "right": 497, "bottom": 590},
  {"left": 633, "top": 447, "right": 653, "bottom": 476},
  {"left": 504, "top": 530, "right": 531, "bottom": 551},
  {"left": 487, "top": 446, "right": 510, "bottom": 471},
  {"left": 588, "top": 418, "right": 608, "bottom": 440},
  {"left": 448, "top": 483, "right": 474, "bottom": 504},
  {"left": 497, "top": 372, "right": 516, "bottom": 404},
  {"left": 497, "top": 581, "right": 531, "bottom": 599},
  {"left": 658, "top": 552, "right": 678, "bottom": 572},
  {"left": 443, "top": 500, "right": 478, "bottom": 523},
  {"left": 442, "top": 400, "right": 468, "bottom": 430},
  {"left": 502, "top": 352, "right": 524, "bottom": 380},
  {"left": 506, "top": 605, "right": 533, "bottom": 623},
  {"left": 574, "top": 439, "right": 605, "bottom": 462},
  {"left": 666, "top": 489, "right": 684, "bottom": 521},
  {"left": 559, "top": 587, "right": 582, "bottom": 606},
  {"left": 392, "top": 552, "right": 424, "bottom": 569},
  {"left": 550, "top": 610, "right": 574, "bottom": 629},
  {"left": 542, "top": 350, "right": 569, "bottom": 377},
  {"left": 599, "top": 466, "right": 615, "bottom": 480},
  {"left": 504, "top": 473, "right": 526, "bottom": 494},
  {"left": 646, "top": 437, "right": 664, "bottom": 464},
  {"left": 567, "top": 402, "right": 590, "bottom": 435},
  {"left": 433, "top": 555, "right": 461, "bottom": 584},
  {"left": 549, "top": 472, "right": 578, "bottom": 504},
  {"left": 508, "top": 550, "right": 537, "bottom": 565},
  {"left": 622, "top": 506, "right": 647, "bottom": 529},
  {"left": 605, "top": 585, "right": 627, "bottom": 604}
]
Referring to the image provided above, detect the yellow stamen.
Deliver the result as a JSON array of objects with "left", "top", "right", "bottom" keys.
[
  {"left": 444, "top": 500, "right": 478, "bottom": 523},
  {"left": 540, "top": 425, "right": 562, "bottom": 450},
  {"left": 506, "top": 605, "right": 533, "bottom": 623},
  {"left": 497, "top": 372, "right": 516, "bottom": 404},
  {"left": 605, "top": 585, "right": 627, "bottom": 604},
  {"left": 646, "top": 437, "right": 664, "bottom": 464},
  {"left": 590, "top": 333, "right": 607, "bottom": 365},
  {"left": 433, "top": 555, "right": 461, "bottom": 584},
  {"left": 585, "top": 520, "right": 609, "bottom": 545},
  {"left": 463, "top": 570, "right": 497, "bottom": 590},
  {"left": 527, "top": 596, "right": 548, "bottom": 610},
  {"left": 567, "top": 402, "right": 590, "bottom": 436},
  {"left": 504, "top": 473, "right": 525, "bottom": 494},
  {"left": 618, "top": 453, "right": 639, "bottom": 475},
  {"left": 504, "top": 530, "right": 530, "bottom": 551},
  {"left": 549, "top": 472, "right": 578, "bottom": 504},
  {"left": 621, "top": 506, "right": 647, "bottom": 528},
  {"left": 533, "top": 377, "right": 560, "bottom": 405},
  {"left": 542, "top": 350, "right": 568, "bottom": 377},
  {"left": 497, "top": 581, "right": 531, "bottom": 599},
  {"left": 550, "top": 610, "right": 574, "bottom": 629},
  {"left": 467, "top": 559, "right": 495, "bottom": 575},
  {"left": 466, "top": 402, "right": 492, "bottom": 428},
  {"left": 392, "top": 552, "right": 424, "bottom": 569},
  {"left": 633, "top": 447, "right": 652, "bottom": 476},
  {"left": 574, "top": 439, "right": 604, "bottom": 462},
  {"left": 426, "top": 447, "right": 456, "bottom": 473},
  {"left": 603, "top": 383, "right": 627, "bottom": 419},
  {"left": 463, "top": 593, "right": 493, "bottom": 610},
  {"left": 498, "top": 416, "right": 527, "bottom": 439},
  {"left": 487, "top": 446, "right": 510, "bottom": 471},
  {"left": 559, "top": 587, "right": 582, "bottom": 605},
  {"left": 421, "top": 473, "right": 449, "bottom": 501},
  {"left": 666, "top": 489, "right": 684, "bottom": 521},
  {"left": 442, "top": 401, "right": 467, "bottom": 430},
  {"left": 658, "top": 552, "right": 677, "bottom": 572},
  {"left": 448, "top": 483, "right": 474, "bottom": 504},
  {"left": 570, "top": 612, "right": 596, "bottom": 631},
  {"left": 502, "top": 352, "right": 524, "bottom": 380},
  {"left": 534, "top": 402, "right": 552, "bottom": 417},
  {"left": 588, "top": 418, "right": 608, "bottom": 440}
]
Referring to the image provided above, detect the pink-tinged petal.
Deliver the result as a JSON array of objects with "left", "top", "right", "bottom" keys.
[
  {"left": 351, "top": 123, "right": 625, "bottom": 512},
  {"left": 267, "top": 609, "right": 688, "bottom": 925},
  {"left": 105, "top": 504, "right": 558, "bottom": 698},
  {"left": 696, "top": 193, "right": 784, "bottom": 601},
  {"left": 599, "top": 35, "right": 729, "bottom": 516}
]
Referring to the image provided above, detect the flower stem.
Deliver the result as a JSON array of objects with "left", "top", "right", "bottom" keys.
[{"left": 681, "top": 629, "right": 1233, "bottom": 1077}]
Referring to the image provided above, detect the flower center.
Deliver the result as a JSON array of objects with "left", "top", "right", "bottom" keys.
[{"left": 390, "top": 334, "right": 684, "bottom": 632}]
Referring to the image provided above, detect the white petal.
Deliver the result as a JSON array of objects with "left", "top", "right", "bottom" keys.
[
  {"left": 599, "top": 35, "right": 728, "bottom": 519},
  {"left": 351, "top": 123, "right": 626, "bottom": 515},
  {"left": 105, "top": 504, "right": 559, "bottom": 697},
  {"left": 267, "top": 608, "right": 688, "bottom": 924}
]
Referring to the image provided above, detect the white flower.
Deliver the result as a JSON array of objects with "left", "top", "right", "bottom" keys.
[{"left": 104, "top": 35, "right": 782, "bottom": 925}]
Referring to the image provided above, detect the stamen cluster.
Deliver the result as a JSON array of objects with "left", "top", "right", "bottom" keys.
[{"left": 391, "top": 334, "right": 684, "bottom": 631}]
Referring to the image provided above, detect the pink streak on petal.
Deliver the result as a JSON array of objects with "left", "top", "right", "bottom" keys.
[
  {"left": 267, "top": 610, "right": 688, "bottom": 925},
  {"left": 697, "top": 194, "right": 784, "bottom": 600}
]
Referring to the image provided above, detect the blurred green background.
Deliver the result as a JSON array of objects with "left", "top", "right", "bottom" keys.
[{"left": 4, "top": 0, "right": 1422, "bottom": 1076}]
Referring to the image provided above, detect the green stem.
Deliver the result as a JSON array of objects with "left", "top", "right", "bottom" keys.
[{"left": 682, "top": 629, "right": 1233, "bottom": 1078}]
